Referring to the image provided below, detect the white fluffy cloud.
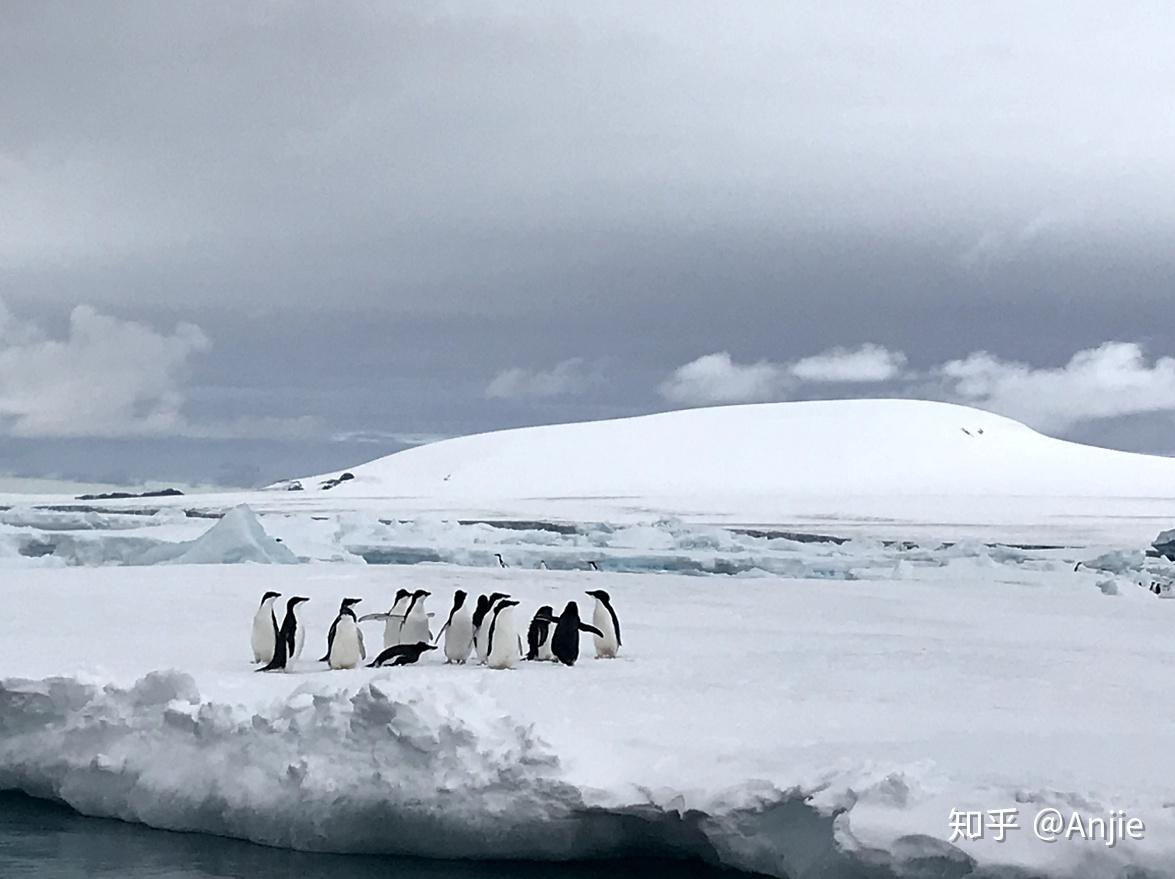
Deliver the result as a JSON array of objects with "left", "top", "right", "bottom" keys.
[
  {"left": 0, "top": 301, "right": 211, "bottom": 438},
  {"left": 485, "top": 358, "right": 592, "bottom": 400},
  {"left": 790, "top": 344, "right": 907, "bottom": 383},
  {"left": 941, "top": 342, "right": 1175, "bottom": 432},
  {"left": 658, "top": 352, "right": 787, "bottom": 405},
  {"left": 659, "top": 345, "right": 907, "bottom": 405}
]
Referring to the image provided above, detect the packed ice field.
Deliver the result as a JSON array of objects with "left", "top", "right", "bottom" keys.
[{"left": 3, "top": 400, "right": 1175, "bottom": 879}]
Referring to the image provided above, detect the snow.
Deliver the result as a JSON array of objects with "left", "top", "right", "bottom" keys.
[
  {"left": 301, "top": 399, "right": 1175, "bottom": 502},
  {"left": 2, "top": 400, "right": 1175, "bottom": 876}
]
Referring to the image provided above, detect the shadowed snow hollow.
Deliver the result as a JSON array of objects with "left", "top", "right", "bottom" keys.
[{"left": 298, "top": 400, "right": 1175, "bottom": 500}]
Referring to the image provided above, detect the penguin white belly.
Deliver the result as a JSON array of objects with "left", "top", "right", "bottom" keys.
[
  {"left": 328, "top": 617, "right": 363, "bottom": 669},
  {"left": 292, "top": 616, "right": 306, "bottom": 661},
  {"left": 474, "top": 624, "right": 491, "bottom": 663},
  {"left": 487, "top": 611, "right": 518, "bottom": 670},
  {"left": 445, "top": 611, "right": 473, "bottom": 663},
  {"left": 537, "top": 636, "right": 555, "bottom": 662},
  {"left": 593, "top": 603, "right": 619, "bottom": 658},
  {"left": 401, "top": 612, "right": 430, "bottom": 645},
  {"left": 251, "top": 609, "right": 276, "bottom": 663},
  {"left": 383, "top": 601, "right": 407, "bottom": 649}
]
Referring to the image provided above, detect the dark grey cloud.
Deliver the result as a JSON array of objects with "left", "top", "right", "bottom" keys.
[{"left": 2, "top": 2, "right": 1173, "bottom": 485}]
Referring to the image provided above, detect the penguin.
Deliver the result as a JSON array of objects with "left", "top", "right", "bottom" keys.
[
  {"left": 473, "top": 592, "right": 509, "bottom": 664},
  {"left": 328, "top": 606, "right": 366, "bottom": 669},
  {"left": 399, "top": 589, "right": 432, "bottom": 644},
  {"left": 250, "top": 591, "right": 281, "bottom": 663},
  {"left": 378, "top": 587, "right": 415, "bottom": 648},
  {"left": 368, "top": 641, "right": 437, "bottom": 667},
  {"left": 318, "top": 597, "right": 362, "bottom": 662},
  {"left": 543, "top": 601, "right": 603, "bottom": 666},
  {"left": 486, "top": 600, "right": 522, "bottom": 669},
  {"left": 435, "top": 590, "right": 474, "bottom": 664},
  {"left": 588, "top": 561, "right": 600, "bottom": 572},
  {"left": 538, "top": 560, "right": 548, "bottom": 570},
  {"left": 526, "top": 605, "right": 555, "bottom": 661},
  {"left": 494, "top": 553, "right": 508, "bottom": 568},
  {"left": 259, "top": 596, "right": 310, "bottom": 672},
  {"left": 586, "top": 589, "right": 621, "bottom": 658}
]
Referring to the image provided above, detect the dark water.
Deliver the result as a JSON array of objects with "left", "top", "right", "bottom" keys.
[{"left": 0, "top": 793, "right": 739, "bottom": 879}]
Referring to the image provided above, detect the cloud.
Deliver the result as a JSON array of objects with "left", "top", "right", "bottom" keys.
[
  {"left": 790, "top": 344, "right": 907, "bottom": 383},
  {"left": 485, "top": 358, "right": 593, "bottom": 400},
  {"left": 0, "top": 300, "right": 211, "bottom": 438},
  {"left": 660, "top": 345, "right": 908, "bottom": 405},
  {"left": 658, "top": 352, "right": 787, "bottom": 405},
  {"left": 940, "top": 342, "right": 1175, "bottom": 432}
]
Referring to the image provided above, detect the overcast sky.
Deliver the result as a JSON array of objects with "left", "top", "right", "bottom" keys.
[{"left": 3, "top": 2, "right": 1174, "bottom": 487}]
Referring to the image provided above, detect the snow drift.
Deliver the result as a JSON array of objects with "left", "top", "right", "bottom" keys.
[{"left": 300, "top": 400, "right": 1175, "bottom": 501}]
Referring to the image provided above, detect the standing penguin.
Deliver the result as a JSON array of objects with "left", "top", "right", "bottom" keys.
[
  {"left": 399, "top": 589, "right": 432, "bottom": 644},
  {"left": 318, "top": 597, "right": 362, "bottom": 662},
  {"left": 250, "top": 591, "right": 281, "bottom": 663},
  {"left": 436, "top": 590, "right": 474, "bottom": 664},
  {"left": 368, "top": 641, "right": 437, "bottom": 667},
  {"left": 328, "top": 605, "right": 366, "bottom": 669},
  {"left": 545, "top": 601, "right": 603, "bottom": 667},
  {"left": 526, "top": 605, "right": 555, "bottom": 661},
  {"left": 372, "top": 588, "right": 411, "bottom": 650},
  {"left": 586, "top": 590, "right": 622, "bottom": 658},
  {"left": 486, "top": 600, "right": 522, "bottom": 669},
  {"left": 473, "top": 592, "right": 509, "bottom": 664},
  {"left": 494, "top": 553, "right": 508, "bottom": 568},
  {"left": 259, "top": 596, "right": 310, "bottom": 672}
]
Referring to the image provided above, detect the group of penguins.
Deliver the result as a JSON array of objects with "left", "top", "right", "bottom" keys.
[{"left": 251, "top": 587, "right": 622, "bottom": 672}]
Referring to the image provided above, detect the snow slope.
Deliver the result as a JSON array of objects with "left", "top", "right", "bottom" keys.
[
  {"left": 302, "top": 400, "right": 1175, "bottom": 501},
  {"left": 1, "top": 560, "right": 1174, "bottom": 878}
]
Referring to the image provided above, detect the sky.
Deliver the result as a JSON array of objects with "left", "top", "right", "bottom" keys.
[{"left": 2, "top": 2, "right": 1174, "bottom": 488}]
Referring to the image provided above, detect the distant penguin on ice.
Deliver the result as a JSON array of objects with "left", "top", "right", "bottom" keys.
[
  {"left": 586, "top": 589, "right": 621, "bottom": 658},
  {"left": 319, "top": 597, "right": 362, "bottom": 662},
  {"left": 368, "top": 641, "right": 436, "bottom": 667},
  {"left": 328, "top": 604, "right": 366, "bottom": 669},
  {"left": 486, "top": 600, "right": 522, "bottom": 669},
  {"left": 588, "top": 561, "right": 600, "bottom": 572},
  {"left": 473, "top": 592, "right": 509, "bottom": 663},
  {"left": 544, "top": 601, "right": 603, "bottom": 666},
  {"left": 251, "top": 590, "right": 281, "bottom": 663},
  {"left": 259, "top": 596, "right": 309, "bottom": 672},
  {"left": 399, "top": 589, "right": 432, "bottom": 644},
  {"left": 538, "top": 560, "right": 548, "bottom": 570},
  {"left": 526, "top": 605, "right": 555, "bottom": 661},
  {"left": 436, "top": 590, "right": 473, "bottom": 664},
  {"left": 494, "top": 553, "right": 508, "bottom": 568}
]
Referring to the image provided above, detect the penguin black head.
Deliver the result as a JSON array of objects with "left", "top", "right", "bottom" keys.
[
  {"left": 585, "top": 589, "right": 611, "bottom": 604},
  {"left": 260, "top": 591, "right": 281, "bottom": 605},
  {"left": 413, "top": 589, "right": 431, "bottom": 599},
  {"left": 341, "top": 597, "right": 362, "bottom": 608},
  {"left": 489, "top": 591, "right": 509, "bottom": 605},
  {"left": 288, "top": 596, "right": 310, "bottom": 610},
  {"left": 452, "top": 589, "right": 468, "bottom": 607},
  {"left": 495, "top": 599, "right": 520, "bottom": 612},
  {"left": 394, "top": 588, "right": 411, "bottom": 603},
  {"left": 561, "top": 600, "right": 580, "bottom": 619}
]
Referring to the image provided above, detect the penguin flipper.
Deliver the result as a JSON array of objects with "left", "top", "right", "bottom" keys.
[
  {"left": 434, "top": 621, "right": 450, "bottom": 644},
  {"left": 579, "top": 623, "right": 605, "bottom": 637},
  {"left": 359, "top": 627, "right": 367, "bottom": 660}
]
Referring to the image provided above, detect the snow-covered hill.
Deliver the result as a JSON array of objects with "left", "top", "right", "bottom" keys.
[{"left": 303, "top": 400, "right": 1175, "bottom": 500}]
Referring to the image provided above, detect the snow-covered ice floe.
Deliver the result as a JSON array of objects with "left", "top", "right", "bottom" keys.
[{"left": 2, "top": 562, "right": 1175, "bottom": 878}]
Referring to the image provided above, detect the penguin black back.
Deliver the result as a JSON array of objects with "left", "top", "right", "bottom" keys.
[
  {"left": 548, "top": 601, "right": 603, "bottom": 666},
  {"left": 437, "top": 590, "right": 467, "bottom": 641},
  {"left": 259, "top": 596, "right": 308, "bottom": 672},
  {"left": 368, "top": 641, "right": 437, "bottom": 667},
  {"left": 526, "top": 605, "right": 554, "bottom": 660}
]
